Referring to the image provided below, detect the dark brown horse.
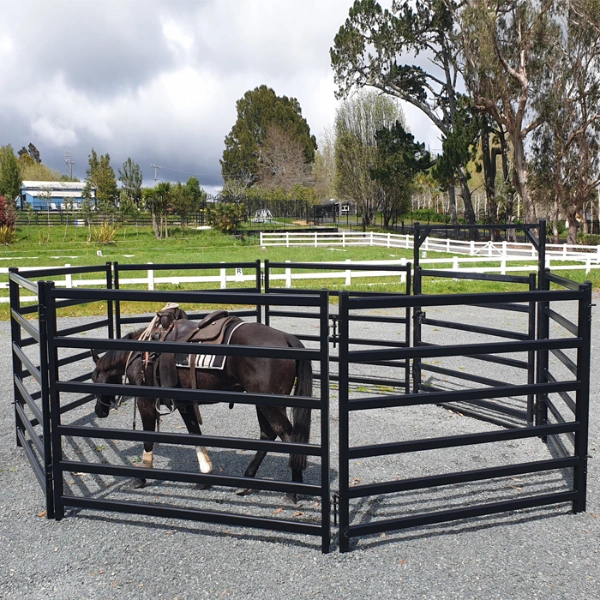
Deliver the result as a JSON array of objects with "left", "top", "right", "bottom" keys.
[{"left": 90, "top": 320, "right": 313, "bottom": 500}]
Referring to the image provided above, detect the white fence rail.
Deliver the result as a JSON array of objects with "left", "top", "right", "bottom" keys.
[
  {"left": 3, "top": 252, "right": 598, "bottom": 303},
  {"left": 259, "top": 230, "right": 600, "bottom": 261}
]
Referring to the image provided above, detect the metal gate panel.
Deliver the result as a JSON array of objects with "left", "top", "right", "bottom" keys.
[{"left": 338, "top": 288, "right": 591, "bottom": 552}]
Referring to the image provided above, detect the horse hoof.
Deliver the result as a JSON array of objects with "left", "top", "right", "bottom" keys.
[
  {"left": 195, "top": 483, "right": 212, "bottom": 491},
  {"left": 235, "top": 487, "right": 253, "bottom": 496},
  {"left": 130, "top": 478, "right": 147, "bottom": 489},
  {"left": 285, "top": 492, "right": 299, "bottom": 504}
]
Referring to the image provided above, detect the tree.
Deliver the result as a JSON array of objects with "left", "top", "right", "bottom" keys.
[
  {"left": 0, "top": 145, "right": 21, "bottom": 205},
  {"left": 330, "top": 0, "right": 478, "bottom": 227},
  {"left": 530, "top": 0, "right": 600, "bottom": 243},
  {"left": 143, "top": 182, "right": 171, "bottom": 239},
  {"left": 18, "top": 143, "right": 41, "bottom": 164},
  {"left": 86, "top": 150, "right": 118, "bottom": 219},
  {"left": 334, "top": 90, "right": 404, "bottom": 228},
  {"left": 256, "top": 124, "right": 315, "bottom": 190},
  {"left": 171, "top": 181, "right": 204, "bottom": 228},
  {"left": 449, "top": 0, "right": 562, "bottom": 227},
  {"left": 313, "top": 128, "right": 337, "bottom": 202},
  {"left": 221, "top": 85, "right": 317, "bottom": 186},
  {"left": 118, "top": 158, "right": 143, "bottom": 206},
  {"left": 371, "top": 121, "right": 433, "bottom": 228}
]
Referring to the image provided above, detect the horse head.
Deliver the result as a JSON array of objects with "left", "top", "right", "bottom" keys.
[{"left": 91, "top": 349, "right": 124, "bottom": 418}]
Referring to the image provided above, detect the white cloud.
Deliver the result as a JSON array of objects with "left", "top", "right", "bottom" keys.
[{"left": 0, "top": 0, "right": 440, "bottom": 189}]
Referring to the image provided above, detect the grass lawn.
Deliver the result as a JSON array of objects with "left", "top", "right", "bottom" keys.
[{"left": 1, "top": 224, "right": 596, "bottom": 319}]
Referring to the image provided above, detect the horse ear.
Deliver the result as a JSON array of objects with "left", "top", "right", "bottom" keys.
[{"left": 91, "top": 349, "right": 100, "bottom": 364}]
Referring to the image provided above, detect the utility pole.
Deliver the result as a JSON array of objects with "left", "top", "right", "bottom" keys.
[
  {"left": 151, "top": 164, "right": 161, "bottom": 186},
  {"left": 64, "top": 151, "right": 71, "bottom": 177}
]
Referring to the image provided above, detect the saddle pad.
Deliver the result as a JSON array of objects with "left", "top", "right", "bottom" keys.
[{"left": 175, "top": 321, "right": 247, "bottom": 370}]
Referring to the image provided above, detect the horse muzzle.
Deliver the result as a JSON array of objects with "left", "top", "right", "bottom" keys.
[{"left": 94, "top": 396, "right": 117, "bottom": 418}]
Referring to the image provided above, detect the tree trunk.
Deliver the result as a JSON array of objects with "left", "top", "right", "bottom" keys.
[
  {"left": 152, "top": 212, "right": 160, "bottom": 239},
  {"left": 458, "top": 170, "right": 478, "bottom": 240},
  {"left": 512, "top": 135, "right": 537, "bottom": 226}
]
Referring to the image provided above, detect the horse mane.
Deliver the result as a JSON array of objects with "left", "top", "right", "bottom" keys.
[{"left": 96, "top": 327, "right": 145, "bottom": 370}]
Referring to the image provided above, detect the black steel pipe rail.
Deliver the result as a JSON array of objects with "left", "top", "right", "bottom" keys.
[
  {"left": 417, "top": 342, "right": 529, "bottom": 369},
  {"left": 422, "top": 317, "right": 530, "bottom": 341},
  {"left": 58, "top": 424, "right": 322, "bottom": 458},
  {"left": 546, "top": 308, "right": 578, "bottom": 336},
  {"left": 348, "top": 457, "right": 578, "bottom": 499},
  {"left": 349, "top": 381, "right": 578, "bottom": 412},
  {"left": 14, "top": 377, "right": 43, "bottom": 425},
  {"left": 59, "top": 461, "right": 320, "bottom": 496},
  {"left": 350, "top": 337, "right": 581, "bottom": 363},
  {"left": 347, "top": 422, "right": 579, "bottom": 459},
  {"left": 10, "top": 309, "right": 41, "bottom": 341},
  {"left": 346, "top": 492, "right": 577, "bottom": 539},
  {"left": 61, "top": 497, "right": 322, "bottom": 538},
  {"left": 16, "top": 428, "right": 45, "bottom": 490},
  {"left": 419, "top": 269, "right": 532, "bottom": 284},
  {"left": 58, "top": 380, "right": 321, "bottom": 410},
  {"left": 12, "top": 343, "right": 43, "bottom": 386},
  {"left": 419, "top": 363, "right": 515, "bottom": 388}
]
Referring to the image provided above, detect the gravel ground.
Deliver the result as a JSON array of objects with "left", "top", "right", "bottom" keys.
[{"left": 1, "top": 295, "right": 599, "bottom": 600}]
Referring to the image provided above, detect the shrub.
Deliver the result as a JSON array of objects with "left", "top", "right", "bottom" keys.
[
  {"left": 91, "top": 223, "right": 117, "bottom": 244},
  {"left": 206, "top": 202, "right": 246, "bottom": 233},
  {"left": 0, "top": 225, "right": 16, "bottom": 245},
  {"left": 0, "top": 196, "right": 16, "bottom": 229}
]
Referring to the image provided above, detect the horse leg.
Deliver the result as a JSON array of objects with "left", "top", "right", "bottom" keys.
[
  {"left": 177, "top": 403, "right": 213, "bottom": 490},
  {"left": 236, "top": 407, "right": 277, "bottom": 496},
  {"left": 132, "top": 398, "right": 157, "bottom": 489}
]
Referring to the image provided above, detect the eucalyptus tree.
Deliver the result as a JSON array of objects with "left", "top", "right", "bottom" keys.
[
  {"left": 530, "top": 0, "right": 600, "bottom": 243},
  {"left": 331, "top": 0, "right": 478, "bottom": 226},
  {"left": 449, "top": 0, "right": 561, "bottom": 227}
]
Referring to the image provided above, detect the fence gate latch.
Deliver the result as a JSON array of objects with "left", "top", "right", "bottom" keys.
[
  {"left": 331, "top": 493, "right": 339, "bottom": 525},
  {"left": 413, "top": 310, "right": 426, "bottom": 325},
  {"left": 330, "top": 315, "right": 339, "bottom": 348}
]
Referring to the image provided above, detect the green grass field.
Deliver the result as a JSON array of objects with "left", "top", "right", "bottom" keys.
[{"left": 1, "top": 224, "right": 596, "bottom": 319}]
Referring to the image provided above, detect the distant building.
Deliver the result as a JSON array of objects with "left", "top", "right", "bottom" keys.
[{"left": 17, "top": 181, "right": 96, "bottom": 211}]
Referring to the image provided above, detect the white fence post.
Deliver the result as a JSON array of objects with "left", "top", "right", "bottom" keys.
[
  {"left": 285, "top": 260, "right": 292, "bottom": 288},
  {"left": 387, "top": 233, "right": 391, "bottom": 248},
  {"left": 286, "top": 232, "right": 290, "bottom": 248},
  {"left": 260, "top": 232, "right": 264, "bottom": 246},
  {"left": 220, "top": 262, "right": 227, "bottom": 289},
  {"left": 400, "top": 257, "right": 407, "bottom": 284},
  {"left": 65, "top": 264, "right": 72, "bottom": 288},
  {"left": 148, "top": 262, "right": 154, "bottom": 291},
  {"left": 314, "top": 232, "right": 318, "bottom": 248},
  {"left": 345, "top": 259, "right": 352, "bottom": 286},
  {"left": 342, "top": 232, "right": 346, "bottom": 248},
  {"left": 370, "top": 231, "right": 374, "bottom": 246},
  {"left": 470, "top": 241, "right": 475, "bottom": 256},
  {"left": 502, "top": 241, "right": 507, "bottom": 257},
  {"left": 586, "top": 257, "right": 591, "bottom": 274}
]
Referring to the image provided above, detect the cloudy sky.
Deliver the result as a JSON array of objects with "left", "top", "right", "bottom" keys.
[{"left": 0, "top": 0, "right": 439, "bottom": 195}]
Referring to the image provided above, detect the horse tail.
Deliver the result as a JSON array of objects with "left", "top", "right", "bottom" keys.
[{"left": 286, "top": 334, "right": 312, "bottom": 471}]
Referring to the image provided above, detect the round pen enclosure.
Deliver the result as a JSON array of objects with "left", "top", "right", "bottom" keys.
[{"left": 9, "top": 222, "right": 592, "bottom": 553}]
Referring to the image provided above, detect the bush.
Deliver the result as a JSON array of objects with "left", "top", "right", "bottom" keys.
[
  {"left": 0, "top": 225, "right": 17, "bottom": 245},
  {"left": 206, "top": 202, "right": 246, "bottom": 233},
  {"left": 577, "top": 233, "right": 600, "bottom": 246},
  {"left": 90, "top": 223, "right": 117, "bottom": 244},
  {"left": 0, "top": 196, "right": 16, "bottom": 229}
]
